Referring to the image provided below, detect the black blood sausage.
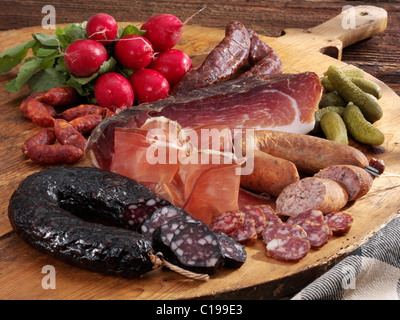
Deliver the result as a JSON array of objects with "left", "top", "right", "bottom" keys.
[{"left": 7, "top": 166, "right": 172, "bottom": 278}]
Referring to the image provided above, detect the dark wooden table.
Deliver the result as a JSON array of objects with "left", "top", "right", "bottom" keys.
[
  {"left": 0, "top": 0, "right": 399, "bottom": 301},
  {"left": 1, "top": 0, "right": 399, "bottom": 95}
]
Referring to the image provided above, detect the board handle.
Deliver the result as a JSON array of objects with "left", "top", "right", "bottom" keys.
[{"left": 309, "top": 5, "right": 387, "bottom": 48}]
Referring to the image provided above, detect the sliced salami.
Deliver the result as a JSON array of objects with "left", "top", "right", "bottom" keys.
[
  {"left": 257, "top": 204, "right": 282, "bottom": 228},
  {"left": 286, "top": 209, "right": 325, "bottom": 225},
  {"left": 141, "top": 206, "right": 189, "bottom": 241},
  {"left": 262, "top": 223, "right": 307, "bottom": 244},
  {"left": 240, "top": 205, "right": 267, "bottom": 236},
  {"left": 229, "top": 218, "right": 258, "bottom": 244},
  {"left": 209, "top": 210, "right": 245, "bottom": 235},
  {"left": 265, "top": 236, "right": 310, "bottom": 262},
  {"left": 295, "top": 220, "right": 332, "bottom": 248},
  {"left": 324, "top": 211, "right": 354, "bottom": 236},
  {"left": 214, "top": 232, "right": 247, "bottom": 268},
  {"left": 169, "top": 222, "right": 224, "bottom": 274}
]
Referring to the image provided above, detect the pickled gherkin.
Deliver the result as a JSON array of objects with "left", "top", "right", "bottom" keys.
[
  {"left": 343, "top": 103, "right": 385, "bottom": 146},
  {"left": 320, "top": 111, "right": 348, "bottom": 145},
  {"left": 326, "top": 65, "right": 383, "bottom": 123}
]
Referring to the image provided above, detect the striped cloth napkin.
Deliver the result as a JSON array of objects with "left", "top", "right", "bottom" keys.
[{"left": 292, "top": 214, "right": 400, "bottom": 300}]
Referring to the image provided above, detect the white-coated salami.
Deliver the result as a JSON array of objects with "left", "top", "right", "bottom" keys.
[
  {"left": 262, "top": 223, "right": 307, "bottom": 244},
  {"left": 209, "top": 210, "right": 245, "bottom": 235},
  {"left": 324, "top": 211, "right": 354, "bottom": 236},
  {"left": 265, "top": 236, "right": 310, "bottom": 262},
  {"left": 240, "top": 205, "right": 267, "bottom": 236}
]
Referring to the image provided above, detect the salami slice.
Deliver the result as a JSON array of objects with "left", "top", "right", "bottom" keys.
[
  {"left": 286, "top": 209, "right": 325, "bottom": 226},
  {"left": 169, "top": 222, "right": 224, "bottom": 274},
  {"left": 229, "top": 218, "right": 258, "bottom": 244},
  {"left": 214, "top": 232, "right": 247, "bottom": 268},
  {"left": 265, "top": 236, "right": 310, "bottom": 262},
  {"left": 240, "top": 205, "right": 267, "bottom": 235},
  {"left": 262, "top": 223, "right": 307, "bottom": 244},
  {"left": 296, "top": 221, "right": 332, "bottom": 248},
  {"left": 141, "top": 206, "right": 189, "bottom": 241},
  {"left": 257, "top": 204, "right": 282, "bottom": 228},
  {"left": 209, "top": 210, "right": 245, "bottom": 235},
  {"left": 324, "top": 211, "right": 354, "bottom": 236}
]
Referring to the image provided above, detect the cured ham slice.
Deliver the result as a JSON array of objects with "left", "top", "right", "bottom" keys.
[
  {"left": 108, "top": 117, "right": 243, "bottom": 226},
  {"left": 86, "top": 72, "right": 322, "bottom": 170}
]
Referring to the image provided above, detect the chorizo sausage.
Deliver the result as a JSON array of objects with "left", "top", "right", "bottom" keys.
[
  {"left": 8, "top": 167, "right": 172, "bottom": 278},
  {"left": 314, "top": 164, "right": 374, "bottom": 201},
  {"left": 252, "top": 130, "right": 369, "bottom": 174},
  {"left": 276, "top": 177, "right": 349, "bottom": 217},
  {"left": 23, "top": 98, "right": 57, "bottom": 127},
  {"left": 54, "top": 119, "right": 87, "bottom": 151},
  {"left": 69, "top": 114, "right": 103, "bottom": 135},
  {"left": 172, "top": 21, "right": 251, "bottom": 94},
  {"left": 25, "top": 144, "right": 84, "bottom": 164},
  {"left": 22, "top": 128, "right": 56, "bottom": 155},
  {"left": 59, "top": 104, "right": 112, "bottom": 121},
  {"left": 38, "top": 87, "right": 78, "bottom": 107}
]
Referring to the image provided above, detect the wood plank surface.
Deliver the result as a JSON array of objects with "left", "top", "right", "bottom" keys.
[{"left": 0, "top": 4, "right": 399, "bottom": 300}]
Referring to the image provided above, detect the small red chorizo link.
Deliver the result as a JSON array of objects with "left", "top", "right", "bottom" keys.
[
  {"left": 22, "top": 128, "right": 56, "bottom": 155},
  {"left": 26, "top": 144, "right": 84, "bottom": 164},
  {"left": 59, "top": 104, "right": 109, "bottom": 121},
  {"left": 69, "top": 114, "right": 103, "bottom": 135},
  {"left": 54, "top": 119, "right": 87, "bottom": 151},
  {"left": 38, "top": 87, "right": 78, "bottom": 107},
  {"left": 19, "top": 92, "right": 46, "bottom": 117},
  {"left": 24, "top": 99, "right": 57, "bottom": 127}
]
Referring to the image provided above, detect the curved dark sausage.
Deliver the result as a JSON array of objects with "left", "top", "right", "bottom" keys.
[
  {"left": 172, "top": 21, "right": 251, "bottom": 94},
  {"left": 8, "top": 167, "right": 171, "bottom": 278}
]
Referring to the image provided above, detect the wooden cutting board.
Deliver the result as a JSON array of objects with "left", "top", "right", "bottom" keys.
[{"left": 1, "top": 6, "right": 399, "bottom": 300}]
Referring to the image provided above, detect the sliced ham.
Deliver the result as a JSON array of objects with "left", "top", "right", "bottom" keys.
[{"left": 86, "top": 72, "right": 323, "bottom": 170}]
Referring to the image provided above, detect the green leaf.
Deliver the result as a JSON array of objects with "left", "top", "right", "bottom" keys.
[
  {"left": 0, "top": 39, "right": 37, "bottom": 73},
  {"left": 118, "top": 25, "right": 146, "bottom": 38},
  {"left": 32, "top": 33, "right": 59, "bottom": 47},
  {"left": 66, "top": 57, "right": 117, "bottom": 96},
  {"left": 63, "top": 23, "right": 88, "bottom": 41},
  {"left": 13, "top": 57, "right": 43, "bottom": 91},
  {"left": 28, "top": 68, "right": 67, "bottom": 92},
  {"left": 35, "top": 47, "right": 58, "bottom": 57}
]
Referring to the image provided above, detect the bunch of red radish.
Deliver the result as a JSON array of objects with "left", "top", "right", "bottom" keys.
[{"left": 64, "top": 13, "right": 193, "bottom": 111}]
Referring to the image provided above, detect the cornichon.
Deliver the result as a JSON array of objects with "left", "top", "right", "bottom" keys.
[
  {"left": 350, "top": 77, "right": 382, "bottom": 99},
  {"left": 326, "top": 65, "right": 383, "bottom": 123},
  {"left": 310, "top": 106, "right": 345, "bottom": 135},
  {"left": 324, "top": 68, "right": 365, "bottom": 78},
  {"left": 320, "top": 111, "right": 348, "bottom": 145},
  {"left": 319, "top": 91, "right": 346, "bottom": 108},
  {"left": 343, "top": 102, "right": 385, "bottom": 146}
]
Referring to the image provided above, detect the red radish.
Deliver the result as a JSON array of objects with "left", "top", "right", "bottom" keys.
[
  {"left": 86, "top": 13, "right": 118, "bottom": 45},
  {"left": 114, "top": 35, "right": 154, "bottom": 70},
  {"left": 94, "top": 72, "right": 134, "bottom": 111},
  {"left": 140, "top": 14, "right": 183, "bottom": 52},
  {"left": 149, "top": 49, "right": 193, "bottom": 88},
  {"left": 64, "top": 39, "right": 108, "bottom": 77},
  {"left": 129, "top": 69, "right": 170, "bottom": 104}
]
